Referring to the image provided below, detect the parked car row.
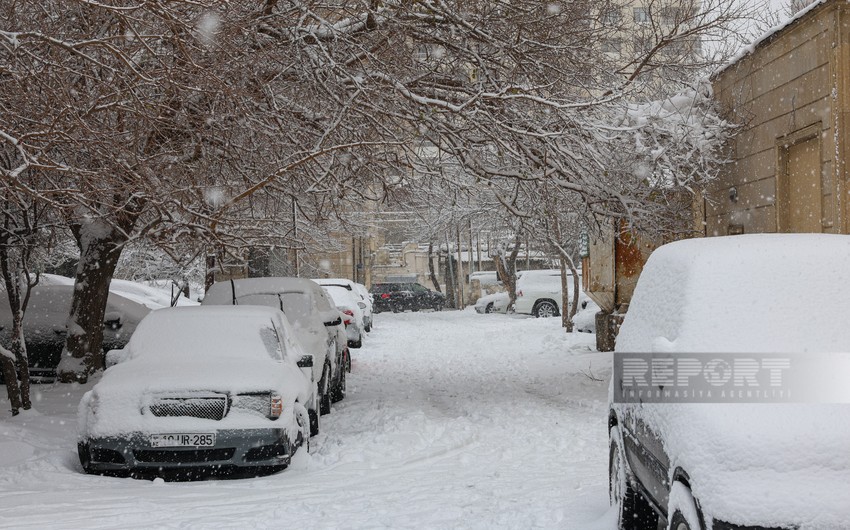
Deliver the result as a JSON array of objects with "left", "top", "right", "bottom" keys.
[
  {"left": 369, "top": 282, "right": 445, "bottom": 313},
  {"left": 472, "top": 269, "right": 598, "bottom": 333},
  {"left": 76, "top": 276, "right": 375, "bottom": 479}
]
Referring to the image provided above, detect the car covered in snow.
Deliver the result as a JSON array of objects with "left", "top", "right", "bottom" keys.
[
  {"left": 78, "top": 306, "right": 316, "bottom": 478},
  {"left": 313, "top": 278, "right": 373, "bottom": 332},
  {"left": 0, "top": 285, "right": 151, "bottom": 382},
  {"left": 369, "top": 282, "right": 445, "bottom": 313},
  {"left": 571, "top": 298, "right": 599, "bottom": 333},
  {"left": 473, "top": 292, "right": 510, "bottom": 314},
  {"left": 609, "top": 234, "right": 850, "bottom": 530},
  {"left": 202, "top": 278, "right": 349, "bottom": 414},
  {"left": 321, "top": 285, "right": 365, "bottom": 349},
  {"left": 513, "top": 269, "right": 577, "bottom": 318}
]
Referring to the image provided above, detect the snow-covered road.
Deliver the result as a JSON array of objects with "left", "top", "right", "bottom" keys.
[{"left": 1, "top": 309, "right": 615, "bottom": 529}]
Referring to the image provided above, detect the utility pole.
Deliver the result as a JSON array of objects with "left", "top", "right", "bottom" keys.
[
  {"left": 292, "top": 196, "right": 299, "bottom": 277},
  {"left": 456, "top": 227, "right": 464, "bottom": 308},
  {"left": 468, "top": 220, "right": 475, "bottom": 274}
]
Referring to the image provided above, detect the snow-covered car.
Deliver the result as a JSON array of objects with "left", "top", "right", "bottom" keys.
[
  {"left": 202, "top": 278, "right": 348, "bottom": 413},
  {"left": 322, "top": 285, "right": 364, "bottom": 349},
  {"left": 313, "top": 278, "right": 373, "bottom": 332},
  {"left": 474, "top": 292, "right": 510, "bottom": 314},
  {"left": 369, "top": 282, "right": 445, "bottom": 313},
  {"left": 469, "top": 271, "right": 502, "bottom": 287},
  {"left": 609, "top": 235, "right": 850, "bottom": 530},
  {"left": 78, "top": 306, "right": 315, "bottom": 478},
  {"left": 108, "top": 279, "right": 198, "bottom": 309},
  {"left": 513, "top": 269, "right": 577, "bottom": 318},
  {"left": 0, "top": 285, "right": 151, "bottom": 382},
  {"left": 571, "top": 298, "right": 599, "bottom": 333}
]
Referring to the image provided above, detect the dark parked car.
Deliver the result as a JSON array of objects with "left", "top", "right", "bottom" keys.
[
  {"left": 370, "top": 283, "right": 445, "bottom": 313},
  {"left": 609, "top": 235, "right": 850, "bottom": 530},
  {"left": 0, "top": 285, "right": 150, "bottom": 382}
]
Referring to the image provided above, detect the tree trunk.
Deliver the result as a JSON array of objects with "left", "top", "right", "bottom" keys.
[
  {"left": 559, "top": 257, "right": 574, "bottom": 332},
  {"left": 0, "top": 241, "right": 32, "bottom": 412},
  {"left": 427, "top": 242, "right": 441, "bottom": 293},
  {"left": 1, "top": 353, "right": 22, "bottom": 416},
  {"left": 57, "top": 225, "right": 127, "bottom": 383},
  {"left": 493, "top": 234, "right": 521, "bottom": 312}
]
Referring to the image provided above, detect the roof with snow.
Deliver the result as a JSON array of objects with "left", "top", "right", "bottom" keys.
[{"left": 712, "top": 0, "right": 831, "bottom": 79}]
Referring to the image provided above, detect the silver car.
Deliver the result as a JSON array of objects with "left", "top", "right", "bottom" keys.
[{"left": 78, "top": 306, "right": 315, "bottom": 479}]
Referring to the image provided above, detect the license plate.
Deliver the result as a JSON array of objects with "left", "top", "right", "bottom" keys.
[{"left": 150, "top": 433, "right": 216, "bottom": 448}]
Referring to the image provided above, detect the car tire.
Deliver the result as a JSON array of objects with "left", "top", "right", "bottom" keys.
[
  {"left": 532, "top": 300, "right": 559, "bottom": 318},
  {"left": 609, "top": 427, "right": 658, "bottom": 530},
  {"left": 308, "top": 407, "right": 320, "bottom": 437},
  {"left": 349, "top": 337, "right": 362, "bottom": 349},
  {"left": 78, "top": 442, "right": 93, "bottom": 474},
  {"left": 365, "top": 323, "right": 372, "bottom": 332},
  {"left": 485, "top": 303, "right": 494, "bottom": 314},
  {"left": 319, "top": 364, "right": 332, "bottom": 416},
  {"left": 330, "top": 364, "right": 346, "bottom": 403},
  {"left": 668, "top": 482, "right": 702, "bottom": 530}
]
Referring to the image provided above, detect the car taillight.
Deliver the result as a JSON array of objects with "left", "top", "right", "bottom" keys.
[
  {"left": 343, "top": 318, "right": 352, "bottom": 325},
  {"left": 270, "top": 394, "right": 283, "bottom": 419},
  {"left": 517, "top": 290, "right": 523, "bottom": 297},
  {"left": 343, "top": 309, "right": 354, "bottom": 316},
  {"left": 381, "top": 293, "right": 390, "bottom": 299}
]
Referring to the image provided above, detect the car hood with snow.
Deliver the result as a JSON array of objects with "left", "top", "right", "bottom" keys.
[{"left": 614, "top": 234, "right": 850, "bottom": 528}]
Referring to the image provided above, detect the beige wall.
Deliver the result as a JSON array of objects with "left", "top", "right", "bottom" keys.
[{"left": 708, "top": 0, "right": 848, "bottom": 236}]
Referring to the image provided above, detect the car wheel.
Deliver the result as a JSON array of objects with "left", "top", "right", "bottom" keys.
[
  {"left": 294, "top": 407, "right": 311, "bottom": 451},
  {"left": 365, "top": 323, "right": 372, "bottom": 332},
  {"left": 668, "top": 482, "right": 702, "bottom": 530},
  {"left": 609, "top": 427, "right": 658, "bottom": 530},
  {"left": 532, "top": 300, "right": 559, "bottom": 318},
  {"left": 78, "top": 442, "right": 93, "bottom": 474},
  {"left": 330, "top": 364, "right": 346, "bottom": 403},
  {"left": 485, "top": 302, "right": 494, "bottom": 314},
  {"left": 319, "top": 364, "right": 332, "bottom": 416},
  {"left": 308, "top": 407, "right": 320, "bottom": 437}
]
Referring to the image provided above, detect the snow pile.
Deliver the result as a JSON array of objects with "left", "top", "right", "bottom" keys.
[{"left": 616, "top": 234, "right": 850, "bottom": 529}]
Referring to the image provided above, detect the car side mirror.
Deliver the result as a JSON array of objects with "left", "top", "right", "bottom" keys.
[
  {"left": 105, "top": 349, "right": 129, "bottom": 368},
  {"left": 324, "top": 317, "right": 342, "bottom": 327},
  {"left": 297, "top": 355, "right": 314, "bottom": 368}
]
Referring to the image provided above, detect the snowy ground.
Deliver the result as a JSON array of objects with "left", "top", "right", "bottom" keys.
[{"left": 0, "top": 309, "right": 615, "bottom": 529}]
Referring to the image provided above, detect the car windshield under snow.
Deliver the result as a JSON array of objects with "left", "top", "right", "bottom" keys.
[{"left": 128, "top": 314, "right": 284, "bottom": 362}]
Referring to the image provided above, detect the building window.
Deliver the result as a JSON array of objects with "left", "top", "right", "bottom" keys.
[
  {"left": 633, "top": 7, "right": 650, "bottom": 24},
  {"left": 661, "top": 7, "right": 682, "bottom": 25},
  {"left": 601, "top": 39, "right": 622, "bottom": 54},
  {"left": 602, "top": 8, "right": 622, "bottom": 24}
]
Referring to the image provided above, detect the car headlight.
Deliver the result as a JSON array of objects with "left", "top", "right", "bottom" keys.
[{"left": 231, "top": 393, "right": 282, "bottom": 420}]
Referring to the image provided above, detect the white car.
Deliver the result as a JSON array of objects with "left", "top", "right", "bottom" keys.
[
  {"left": 513, "top": 269, "right": 578, "bottom": 318},
  {"left": 321, "top": 285, "right": 364, "bottom": 349},
  {"left": 469, "top": 271, "right": 502, "bottom": 287},
  {"left": 202, "top": 278, "right": 349, "bottom": 415},
  {"left": 78, "top": 306, "right": 316, "bottom": 478},
  {"left": 313, "top": 278, "right": 373, "bottom": 332},
  {"left": 609, "top": 234, "right": 850, "bottom": 530},
  {"left": 474, "top": 292, "right": 510, "bottom": 314}
]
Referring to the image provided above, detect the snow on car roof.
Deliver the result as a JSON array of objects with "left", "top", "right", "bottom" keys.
[
  {"left": 127, "top": 306, "right": 294, "bottom": 363},
  {"left": 616, "top": 233, "right": 850, "bottom": 354}
]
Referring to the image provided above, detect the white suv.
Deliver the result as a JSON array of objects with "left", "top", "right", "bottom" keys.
[{"left": 513, "top": 269, "right": 572, "bottom": 318}]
